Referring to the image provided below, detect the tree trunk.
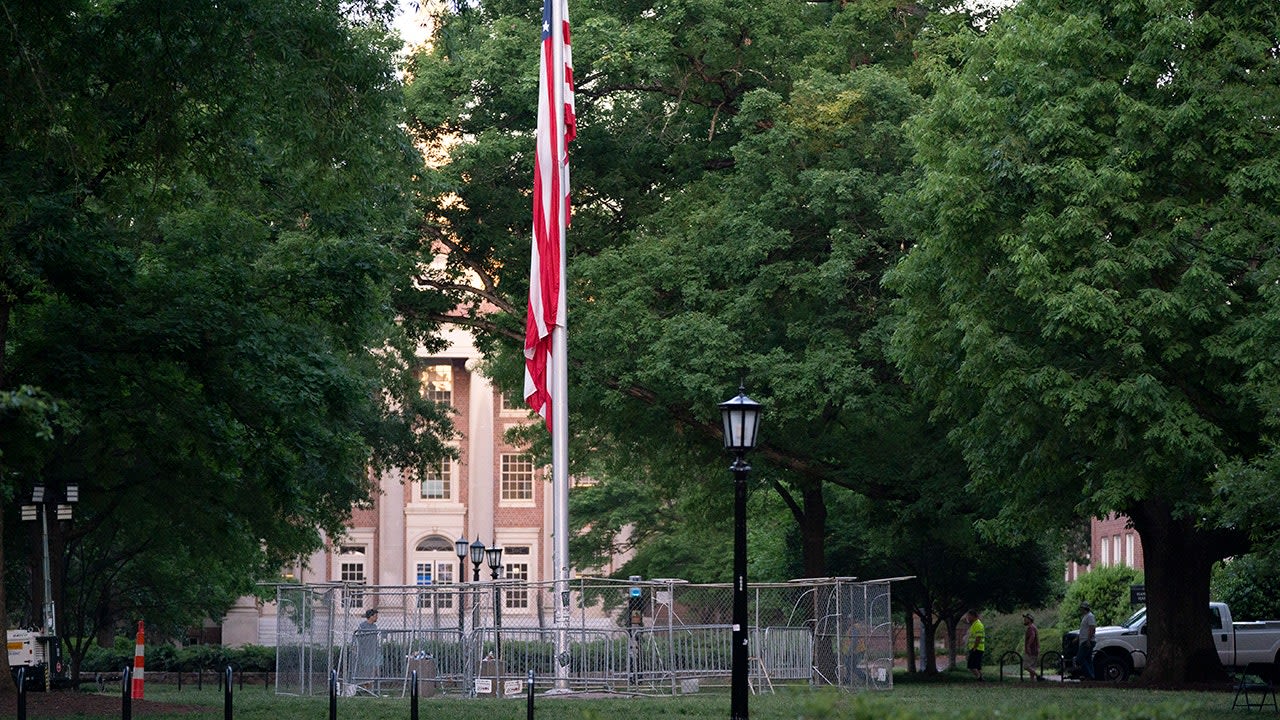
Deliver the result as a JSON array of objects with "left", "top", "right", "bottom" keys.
[
  {"left": 800, "top": 482, "right": 827, "bottom": 577},
  {"left": 0, "top": 508, "right": 11, "bottom": 697},
  {"left": 945, "top": 615, "right": 959, "bottom": 670},
  {"left": 1130, "top": 499, "right": 1240, "bottom": 685},
  {"left": 921, "top": 600, "right": 940, "bottom": 674},
  {"left": 0, "top": 299, "right": 13, "bottom": 696},
  {"left": 905, "top": 610, "right": 917, "bottom": 674}
]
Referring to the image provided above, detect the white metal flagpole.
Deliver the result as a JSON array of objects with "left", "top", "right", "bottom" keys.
[
  {"left": 545, "top": 0, "right": 574, "bottom": 692},
  {"left": 551, "top": 323, "right": 571, "bottom": 691}
]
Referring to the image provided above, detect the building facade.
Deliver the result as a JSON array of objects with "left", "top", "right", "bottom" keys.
[
  {"left": 222, "top": 325, "right": 552, "bottom": 646},
  {"left": 1064, "top": 513, "right": 1146, "bottom": 583}
]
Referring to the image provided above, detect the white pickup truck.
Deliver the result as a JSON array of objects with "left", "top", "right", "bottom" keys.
[{"left": 1065, "top": 601, "right": 1280, "bottom": 681}]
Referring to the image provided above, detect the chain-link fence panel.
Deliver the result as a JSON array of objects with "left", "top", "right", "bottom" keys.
[{"left": 274, "top": 577, "right": 895, "bottom": 696}]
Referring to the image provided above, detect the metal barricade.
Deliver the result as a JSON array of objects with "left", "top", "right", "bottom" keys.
[{"left": 275, "top": 577, "right": 897, "bottom": 696}]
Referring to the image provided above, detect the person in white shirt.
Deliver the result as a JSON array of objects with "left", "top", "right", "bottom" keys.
[{"left": 1075, "top": 602, "right": 1097, "bottom": 680}]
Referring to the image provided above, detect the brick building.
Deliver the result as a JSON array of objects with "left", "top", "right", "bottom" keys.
[
  {"left": 220, "top": 325, "right": 555, "bottom": 645},
  {"left": 1065, "top": 513, "right": 1145, "bottom": 583}
]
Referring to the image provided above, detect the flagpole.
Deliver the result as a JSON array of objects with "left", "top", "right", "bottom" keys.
[
  {"left": 549, "top": 0, "right": 572, "bottom": 691},
  {"left": 551, "top": 323, "right": 570, "bottom": 691},
  {"left": 528, "top": 0, "right": 574, "bottom": 691}
]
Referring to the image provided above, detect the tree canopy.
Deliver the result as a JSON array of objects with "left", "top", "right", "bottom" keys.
[
  {"left": 1, "top": 0, "right": 454, "bottom": 679},
  {"left": 406, "top": 0, "right": 976, "bottom": 581},
  {"left": 887, "top": 0, "right": 1280, "bottom": 683}
]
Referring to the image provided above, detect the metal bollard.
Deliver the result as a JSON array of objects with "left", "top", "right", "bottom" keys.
[
  {"left": 224, "top": 665, "right": 234, "bottom": 720},
  {"left": 410, "top": 670, "right": 419, "bottom": 720},
  {"left": 17, "top": 666, "right": 26, "bottom": 720},
  {"left": 526, "top": 669, "right": 535, "bottom": 720},
  {"left": 122, "top": 666, "right": 133, "bottom": 720},
  {"left": 329, "top": 669, "right": 337, "bottom": 720}
]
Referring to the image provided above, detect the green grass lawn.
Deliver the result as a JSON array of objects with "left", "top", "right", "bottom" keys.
[{"left": 65, "top": 671, "right": 1247, "bottom": 720}]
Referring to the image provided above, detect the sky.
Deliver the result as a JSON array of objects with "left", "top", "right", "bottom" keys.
[{"left": 392, "top": 0, "right": 431, "bottom": 48}]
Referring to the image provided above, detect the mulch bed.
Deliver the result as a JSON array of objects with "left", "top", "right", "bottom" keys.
[{"left": 0, "top": 690, "right": 208, "bottom": 717}]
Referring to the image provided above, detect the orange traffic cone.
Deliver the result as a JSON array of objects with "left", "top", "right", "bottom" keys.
[{"left": 131, "top": 621, "right": 145, "bottom": 699}]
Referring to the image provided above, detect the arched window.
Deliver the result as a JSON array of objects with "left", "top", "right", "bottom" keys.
[
  {"left": 413, "top": 535, "right": 456, "bottom": 609},
  {"left": 416, "top": 535, "right": 454, "bottom": 552}
]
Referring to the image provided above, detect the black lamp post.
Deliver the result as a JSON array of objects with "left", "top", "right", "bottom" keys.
[
  {"left": 486, "top": 545, "right": 504, "bottom": 666},
  {"left": 719, "top": 387, "right": 761, "bottom": 720},
  {"left": 456, "top": 535, "right": 469, "bottom": 646},
  {"left": 455, "top": 536, "right": 469, "bottom": 588},
  {"left": 469, "top": 537, "right": 486, "bottom": 582}
]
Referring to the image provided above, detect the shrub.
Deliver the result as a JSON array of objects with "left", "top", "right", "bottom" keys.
[{"left": 1057, "top": 565, "right": 1143, "bottom": 636}]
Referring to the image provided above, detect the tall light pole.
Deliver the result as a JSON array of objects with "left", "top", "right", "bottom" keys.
[
  {"left": 719, "top": 387, "right": 761, "bottom": 720},
  {"left": 21, "top": 482, "right": 78, "bottom": 691}
]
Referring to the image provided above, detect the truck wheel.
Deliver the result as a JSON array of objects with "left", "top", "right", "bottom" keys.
[{"left": 1097, "top": 655, "right": 1130, "bottom": 682}]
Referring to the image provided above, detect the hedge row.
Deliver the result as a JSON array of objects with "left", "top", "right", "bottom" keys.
[{"left": 79, "top": 642, "right": 275, "bottom": 673}]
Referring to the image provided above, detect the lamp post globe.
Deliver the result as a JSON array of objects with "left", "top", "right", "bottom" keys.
[
  {"left": 486, "top": 546, "right": 504, "bottom": 579},
  {"left": 470, "top": 537, "right": 486, "bottom": 582},
  {"left": 719, "top": 385, "right": 761, "bottom": 720},
  {"left": 455, "top": 535, "right": 469, "bottom": 582},
  {"left": 455, "top": 535, "right": 469, "bottom": 639},
  {"left": 718, "top": 387, "right": 762, "bottom": 454}
]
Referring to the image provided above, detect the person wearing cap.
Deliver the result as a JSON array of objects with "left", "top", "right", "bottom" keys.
[
  {"left": 354, "top": 607, "right": 381, "bottom": 687},
  {"left": 1075, "top": 601, "right": 1097, "bottom": 680},
  {"left": 1022, "top": 613, "right": 1042, "bottom": 681},
  {"left": 964, "top": 609, "right": 986, "bottom": 680}
]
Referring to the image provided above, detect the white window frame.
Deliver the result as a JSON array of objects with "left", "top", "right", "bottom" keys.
[
  {"left": 500, "top": 453, "right": 535, "bottom": 503},
  {"left": 420, "top": 456, "right": 453, "bottom": 500}
]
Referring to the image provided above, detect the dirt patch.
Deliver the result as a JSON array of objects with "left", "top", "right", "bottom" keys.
[{"left": 0, "top": 689, "right": 209, "bottom": 717}]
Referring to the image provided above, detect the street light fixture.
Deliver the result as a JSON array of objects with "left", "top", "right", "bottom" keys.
[
  {"left": 469, "top": 537, "right": 486, "bottom": 582},
  {"left": 455, "top": 535, "right": 469, "bottom": 647},
  {"left": 719, "top": 386, "right": 761, "bottom": 720},
  {"left": 485, "top": 546, "right": 504, "bottom": 580},
  {"left": 486, "top": 545, "right": 504, "bottom": 673},
  {"left": 455, "top": 536, "right": 469, "bottom": 582}
]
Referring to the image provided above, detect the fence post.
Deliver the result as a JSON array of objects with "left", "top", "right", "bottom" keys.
[
  {"left": 122, "top": 666, "right": 133, "bottom": 720},
  {"left": 224, "top": 665, "right": 233, "bottom": 720}
]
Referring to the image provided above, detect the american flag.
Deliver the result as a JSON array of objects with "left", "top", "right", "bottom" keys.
[{"left": 524, "top": 0, "right": 575, "bottom": 429}]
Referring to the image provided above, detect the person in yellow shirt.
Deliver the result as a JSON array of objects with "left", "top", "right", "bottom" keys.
[{"left": 964, "top": 609, "right": 986, "bottom": 681}]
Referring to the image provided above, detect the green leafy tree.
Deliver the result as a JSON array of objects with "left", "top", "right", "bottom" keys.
[
  {"left": 1212, "top": 554, "right": 1280, "bottom": 622},
  {"left": 831, "top": 410, "right": 1060, "bottom": 673},
  {"left": 405, "top": 0, "right": 976, "bottom": 579},
  {"left": 887, "top": 0, "right": 1280, "bottom": 684},
  {"left": 2, "top": 0, "right": 454, "bottom": 682}
]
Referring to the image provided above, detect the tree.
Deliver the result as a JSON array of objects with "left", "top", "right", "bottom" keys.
[
  {"left": 405, "top": 0, "right": 962, "bottom": 577},
  {"left": 887, "top": 0, "right": 1280, "bottom": 684},
  {"left": 1, "top": 0, "right": 453, "bottom": 681},
  {"left": 1212, "top": 554, "right": 1280, "bottom": 622},
  {"left": 826, "top": 403, "right": 1060, "bottom": 673}
]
